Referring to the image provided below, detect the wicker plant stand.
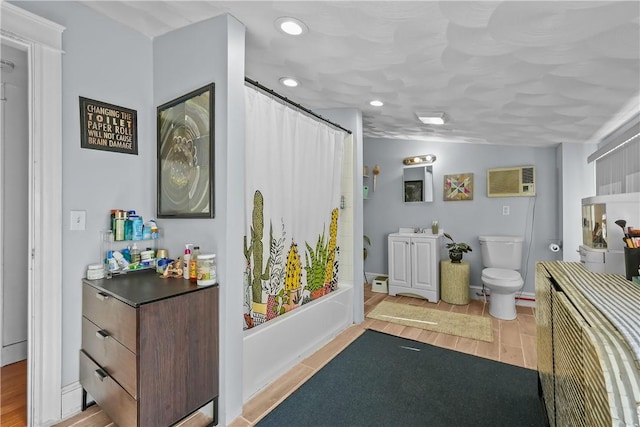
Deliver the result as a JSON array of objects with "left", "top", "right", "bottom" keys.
[{"left": 440, "top": 260, "right": 470, "bottom": 305}]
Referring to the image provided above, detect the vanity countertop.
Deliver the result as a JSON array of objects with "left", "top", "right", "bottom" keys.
[{"left": 391, "top": 228, "right": 442, "bottom": 238}]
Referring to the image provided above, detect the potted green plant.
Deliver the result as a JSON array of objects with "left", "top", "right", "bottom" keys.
[{"left": 443, "top": 232, "right": 472, "bottom": 263}]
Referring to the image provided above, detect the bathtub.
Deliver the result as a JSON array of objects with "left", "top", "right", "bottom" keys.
[{"left": 242, "top": 283, "right": 354, "bottom": 401}]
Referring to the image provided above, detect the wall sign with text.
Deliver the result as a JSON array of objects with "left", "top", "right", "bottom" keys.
[{"left": 79, "top": 97, "right": 138, "bottom": 154}]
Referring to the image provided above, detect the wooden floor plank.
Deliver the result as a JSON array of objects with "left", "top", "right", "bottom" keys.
[{"left": 1, "top": 360, "right": 27, "bottom": 426}]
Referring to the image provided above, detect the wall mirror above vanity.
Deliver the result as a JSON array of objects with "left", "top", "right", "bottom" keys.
[{"left": 403, "top": 165, "right": 433, "bottom": 203}]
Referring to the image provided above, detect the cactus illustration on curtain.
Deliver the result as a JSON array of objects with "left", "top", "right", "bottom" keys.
[
  {"left": 324, "top": 208, "right": 339, "bottom": 286},
  {"left": 243, "top": 190, "right": 271, "bottom": 303},
  {"left": 305, "top": 230, "right": 329, "bottom": 292},
  {"left": 267, "top": 220, "right": 287, "bottom": 296},
  {"left": 285, "top": 243, "right": 302, "bottom": 291}
]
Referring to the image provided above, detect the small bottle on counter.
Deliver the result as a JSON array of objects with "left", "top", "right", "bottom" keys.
[
  {"left": 182, "top": 244, "right": 191, "bottom": 279},
  {"left": 432, "top": 220, "right": 439, "bottom": 235},
  {"left": 156, "top": 249, "right": 169, "bottom": 274},
  {"left": 189, "top": 246, "right": 200, "bottom": 283}
]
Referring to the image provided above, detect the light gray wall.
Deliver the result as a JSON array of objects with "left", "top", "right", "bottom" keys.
[
  {"left": 13, "top": 1, "right": 155, "bottom": 386},
  {"left": 364, "top": 138, "right": 561, "bottom": 295},
  {"left": 153, "top": 15, "right": 246, "bottom": 423},
  {"left": 559, "top": 142, "right": 596, "bottom": 261}
]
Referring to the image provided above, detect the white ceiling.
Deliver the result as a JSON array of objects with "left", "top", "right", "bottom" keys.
[{"left": 80, "top": 1, "right": 640, "bottom": 147}]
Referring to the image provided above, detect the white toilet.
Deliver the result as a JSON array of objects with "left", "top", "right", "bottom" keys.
[{"left": 478, "top": 235, "right": 524, "bottom": 320}]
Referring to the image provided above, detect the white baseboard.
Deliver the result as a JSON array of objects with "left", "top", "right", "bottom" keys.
[
  {"left": 469, "top": 285, "right": 536, "bottom": 307},
  {"left": 1, "top": 341, "right": 27, "bottom": 366},
  {"left": 61, "top": 381, "right": 91, "bottom": 420}
]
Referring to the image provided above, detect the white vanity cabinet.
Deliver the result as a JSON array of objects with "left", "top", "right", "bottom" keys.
[{"left": 388, "top": 233, "right": 440, "bottom": 302}]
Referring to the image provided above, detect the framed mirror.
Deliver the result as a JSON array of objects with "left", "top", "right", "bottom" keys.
[{"left": 403, "top": 166, "right": 433, "bottom": 203}]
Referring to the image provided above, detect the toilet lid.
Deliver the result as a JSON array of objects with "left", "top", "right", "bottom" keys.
[{"left": 482, "top": 268, "right": 522, "bottom": 281}]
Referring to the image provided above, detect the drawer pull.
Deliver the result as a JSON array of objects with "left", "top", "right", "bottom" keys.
[
  {"left": 94, "top": 369, "right": 108, "bottom": 382},
  {"left": 95, "top": 330, "right": 109, "bottom": 340},
  {"left": 95, "top": 292, "right": 109, "bottom": 301}
]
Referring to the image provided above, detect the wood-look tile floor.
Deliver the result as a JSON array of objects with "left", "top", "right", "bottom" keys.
[
  {"left": 229, "top": 284, "right": 537, "bottom": 426},
  {"left": 1, "top": 359, "right": 27, "bottom": 427},
  {"left": 1, "top": 284, "right": 536, "bottom": 427}
]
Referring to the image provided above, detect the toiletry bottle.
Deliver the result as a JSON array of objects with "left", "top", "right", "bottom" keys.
[
  {"left": 124, "top": 210, "right": 136, "bottom": 240},
  {"left": 130, "top": 243, "right": 141, "bottom": 265},
  {"left": 110, "top": 209, "right": 117, "bottom": 232},
  {"left": 132, "top": 215, "right": 144, "bottom": 240},
  {"left": 114, "top": 210, "right": 125, "bottom": 241},
  {"left": 189, "top": 246, "right": 200, "bottom": 283},
  {"left": 432, "top": 221, "right": 439, "bottom": 234},
  {"left": 182, "top": 244, "right": 191, "bottom": 279}
]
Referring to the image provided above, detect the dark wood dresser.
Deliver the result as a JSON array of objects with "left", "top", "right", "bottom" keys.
[{"left": 80, "top": 272, "right": 219, "bottom": 426}]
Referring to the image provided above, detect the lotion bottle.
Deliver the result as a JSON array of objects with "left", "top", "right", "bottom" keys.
[
  {"left": 189, "top": 246, "right": 200, "bottom": 283},
  {"left": 182, "top": 244, "right": 191, "bottom": 279}
]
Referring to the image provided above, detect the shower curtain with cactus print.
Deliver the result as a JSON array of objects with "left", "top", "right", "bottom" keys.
[{"left": 243, "top": 87, "right": 345, "bottom": 329}]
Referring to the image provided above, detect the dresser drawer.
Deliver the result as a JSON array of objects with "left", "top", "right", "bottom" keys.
[
  {"left": 80, "top": 350, "right": 137, "bottom": 427},
  {"left": 82, "top": 316, "right": 137, "bottom": 399},
  {"left": 82, "top": 283, "right": 136, "bottom": 352}
]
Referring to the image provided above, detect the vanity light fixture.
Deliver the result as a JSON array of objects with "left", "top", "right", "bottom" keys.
[
  {"left": 370, "top": 100, "right": 384, "bottom": 107},
  {"left": 275, "top": 17, "right": 308, "bottom": 36},
  {"left": 279, "top": 77, "right": 299, "bottom": 87},
  {"left": 403, "top": 154, "right": 437, "bottom": 165},
  {"left": 416, "top": 112, "right": 446, "bottom": 125}
]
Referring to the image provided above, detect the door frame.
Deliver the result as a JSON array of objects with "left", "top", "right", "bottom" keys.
[{"left": 1, "top": 3, "right": 64, "bottom": 425}]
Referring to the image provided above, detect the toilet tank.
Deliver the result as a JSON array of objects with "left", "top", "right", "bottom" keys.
[{"left": 479, "top": 235, "right": 524, "bottom": 270}]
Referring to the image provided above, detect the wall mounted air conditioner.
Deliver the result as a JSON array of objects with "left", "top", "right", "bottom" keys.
[{"left": 487, "top": 166, "right": 535, "bottom": 197}]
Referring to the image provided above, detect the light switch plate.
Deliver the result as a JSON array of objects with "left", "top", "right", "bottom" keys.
[
  {"left": 502, "top": 205, "right": 510, "bottom": 215},
  {"left": 70, "top": 210, "right": 86, "bottom": 231}
]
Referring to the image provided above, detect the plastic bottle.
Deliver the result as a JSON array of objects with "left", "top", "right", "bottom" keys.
[
  {"left": 182, "top": 244, "right": 191, "bottom": 279},
  {"left": 124, "top": 210, "right": 135, "bottom": 240},
  {"left": 132, "top": 215, "right": 144, "bottom": 240},
  {"left": 106, "top": 251, "right": 118, "bottom": 277},
  {"left": 189, "top": 246, "right": 200, "bottom": 283},
  {"left": 432, "top": 220, "right": 439, "bottom": 235},
  {"left": 130, "top": 243, "right": 141, "bottom": 265},
  {"left": 110, "top": 209, "right": 118, "bottom": 232},
  {"left": 114, "top": 210, "right": 125, "bottom": 241}
]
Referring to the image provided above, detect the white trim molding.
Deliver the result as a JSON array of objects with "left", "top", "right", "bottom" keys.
[
  {"left": 61, "top": 382, "right": 86, "bottom": 420},
  {"left": 1, "top": 3, "right": 65, "bottom": 426}
]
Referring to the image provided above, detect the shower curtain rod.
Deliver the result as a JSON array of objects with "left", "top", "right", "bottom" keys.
[{"left": 245, "top": 77, "right": 352, "bottom": 135}]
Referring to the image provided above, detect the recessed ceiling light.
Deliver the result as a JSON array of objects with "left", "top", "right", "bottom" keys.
[
  {"left": 416, "top": 112, "right": 446, "bottom": 125},
  {"left": 279, "top": 77, "right": 299, "bottom": 87},
  {"left": 275, "top": 17, "right": 308, "bottom": 36},
  {"left": 370, "top": 100, "right": 384, "bottom": 107}
]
